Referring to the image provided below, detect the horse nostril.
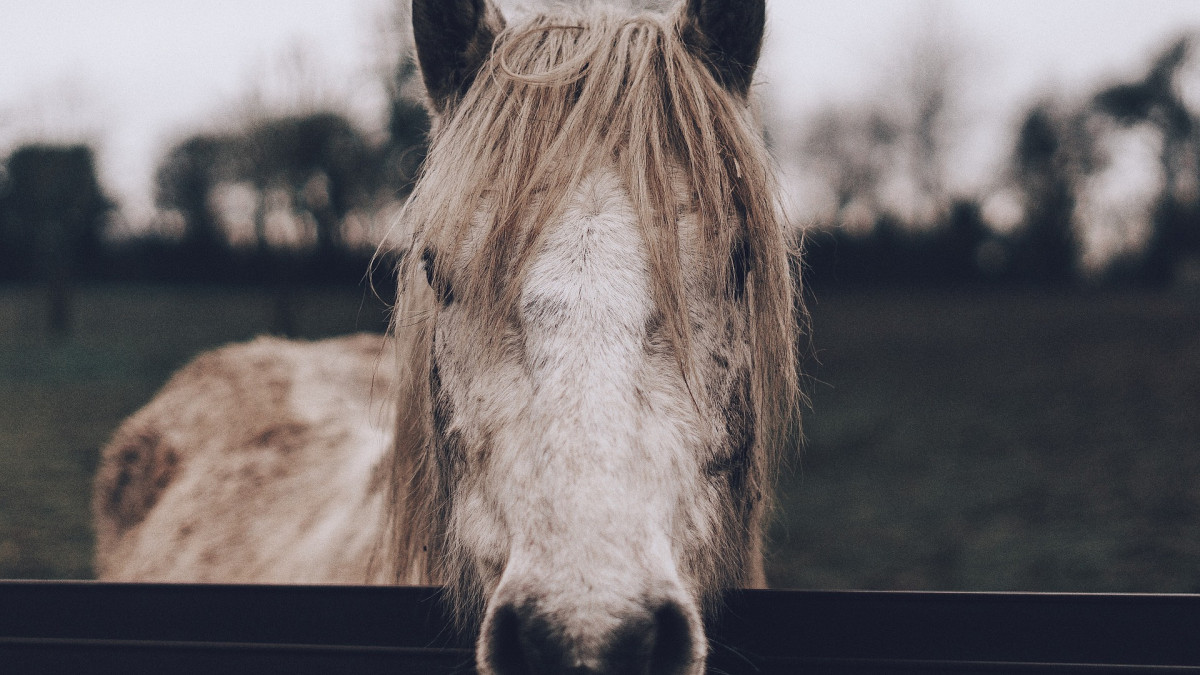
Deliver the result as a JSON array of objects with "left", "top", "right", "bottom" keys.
[
  {"left": 648, "top": 600, "right": 695, "bottom": 675},
  {"left": 487, "top": 601, "right": 580, "bottom": 675},
  {"left": 598, "top": 599, "right": 696, "bottom": 675},
  {"left": 482, "top": 598, "right": 698, "bottom": 675},
  {"left": 485, "top": 602, "right": 534, "bottom": 675}
]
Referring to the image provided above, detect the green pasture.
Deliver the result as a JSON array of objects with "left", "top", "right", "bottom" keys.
[
  {"left": 1, "top": 284, "right": 1197, "bottom": 592},
  {"left": 769, "top": 288, "right": 1200, "bottom": 592}
]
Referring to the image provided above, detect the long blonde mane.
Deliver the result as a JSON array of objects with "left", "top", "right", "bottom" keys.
[{"left": 382, "top": 5, "right": 802, "bottom": 602}]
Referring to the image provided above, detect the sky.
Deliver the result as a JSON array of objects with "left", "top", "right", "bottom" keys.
[
  {"left": 2, "top": 0, "right": 1200, "bottom": 224},
  {"left": 766, "top": 0, "right": 1200, "bottom": 113},
  {"left": 762, "top": 1, "right": 1200, "bottom": 198}
]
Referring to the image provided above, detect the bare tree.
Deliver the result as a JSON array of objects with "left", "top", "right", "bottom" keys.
[
  {"left": 1094, "top": 36, "right": 1199, "bottom": 284},
  {"left": 801, "top": 104, "right": 900, "bottom": 227},
  {"left": 798, "top": 11, "right": 970, "bottom": 231}
]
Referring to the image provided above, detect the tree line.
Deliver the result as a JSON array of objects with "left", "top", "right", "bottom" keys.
[
  {"left": 3, "top": 30, "right": 1200, "bottom": 334},
  {"left": 0, "top": 45, "right": 430, "bottom": 280},
  {"left": 0, "top": 21, "right": 428, "bottom": 334},
  {"left": 800, "top": 35, "right": 1200, "bottom": 289}
]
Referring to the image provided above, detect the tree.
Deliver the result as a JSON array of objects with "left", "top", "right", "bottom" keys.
[
  {"left": 796, "top": 14, "right": 989, "bottom": 286},
  {"left": 233, "top": 112, "right": 373, "bottom": 335},
  {"left": 801, "top": 104, "right": 899, "bottom": 227},
  {"left": 241, "top": 112, "right": 371, "bottom": 262},
  {"left": 154, "top": 133, "right": 240, "bottom": 259},
  {"left": 1094, "top": 37, "right": 1199, "bottom": 285},
  {"left": 4, "top": 144, "right": 112, "bottom": 334},
  {"left": 1008, "top": 102, "right": 1089, "bottom": 284},
  {"left": 797, "top": 12, "right": 969, "bottom": 232},
  {"left": 894, "top": 20, "right": 963, "bottom": 225},
  {"left": 0, "top": 160, "right": 23, "bottom": 280}
]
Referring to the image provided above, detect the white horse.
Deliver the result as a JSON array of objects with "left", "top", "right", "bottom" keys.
[{"left": 93, "top": 1, "right": 801, "bottom": 672}]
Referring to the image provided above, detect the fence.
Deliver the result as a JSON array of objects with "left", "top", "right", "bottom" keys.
[{"left": 2, "top": 581, "right": 1198, "bottom": 673}]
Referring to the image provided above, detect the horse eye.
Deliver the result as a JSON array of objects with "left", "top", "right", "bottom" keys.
[
  {"left": 421, "top": 247, "right": 436, "bottom": 287},
  {"left": 729, "top": 236, "right": 750, "bottom": 300},
  {"left": 421, "top": 247, "right": 454, "bottom": 305}
]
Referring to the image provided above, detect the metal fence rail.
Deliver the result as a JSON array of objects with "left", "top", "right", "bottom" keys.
[{"left": 2, "top": 581, "right": 1198, "bottom": 674}]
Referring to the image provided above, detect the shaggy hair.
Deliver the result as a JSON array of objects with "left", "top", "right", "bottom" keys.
[{"left": 381, "top": 4, "right": 803, "bottom": 619}]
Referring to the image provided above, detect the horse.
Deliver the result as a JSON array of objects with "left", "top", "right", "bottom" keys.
[{"left": 92, "top": 0, "right": 802, "bottom": 672}]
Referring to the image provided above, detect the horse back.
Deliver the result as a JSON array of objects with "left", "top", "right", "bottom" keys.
[{"left": 92, "top": 333, "right": 396, "bottom": 583}]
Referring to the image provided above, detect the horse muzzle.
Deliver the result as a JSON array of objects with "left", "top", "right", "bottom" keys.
[{"left": 478, "top": 582, "right": 704, "bottom": 675}]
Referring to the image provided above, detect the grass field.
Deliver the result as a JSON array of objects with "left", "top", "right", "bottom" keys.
[
  {"left": 2, "top": 283, "right": 1198, "bottom": 592},
  {"left": 769, "top": 288, "right": 1200, "bottom": 592}
]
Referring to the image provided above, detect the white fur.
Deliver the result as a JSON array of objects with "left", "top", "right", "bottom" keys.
[{"left": 431, "top": 168, "right": 712, "bottom": 670}]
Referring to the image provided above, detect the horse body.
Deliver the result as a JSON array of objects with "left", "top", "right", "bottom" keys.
[{"left": 95, "top": 1, "right": 799, "bottom": 673}]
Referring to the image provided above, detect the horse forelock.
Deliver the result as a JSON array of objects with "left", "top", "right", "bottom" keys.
[{"left": 386, "top": 3, "right": 803, "bottom": 622}]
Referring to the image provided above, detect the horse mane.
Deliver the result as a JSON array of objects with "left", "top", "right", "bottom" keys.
[{"left": 382, "top": 4, "right": 803, "bottom": 609}]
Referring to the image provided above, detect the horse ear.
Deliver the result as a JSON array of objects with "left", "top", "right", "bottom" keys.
[
  {"left": 412, "top": 0, "right": 506, "bottom": 115},
  {"left": 677, "top": 0, "right": 766, "bottom": 97}
]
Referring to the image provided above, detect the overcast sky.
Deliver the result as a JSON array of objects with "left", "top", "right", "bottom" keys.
[{"left": 3, "top": 0, "right": 1199, "bottom": 222}]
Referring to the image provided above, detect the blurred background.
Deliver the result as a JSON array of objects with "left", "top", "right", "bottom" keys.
[{"left": 1, "top": 0, "right": 1198, "bottom": 591}]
